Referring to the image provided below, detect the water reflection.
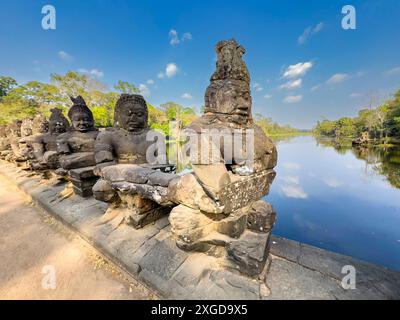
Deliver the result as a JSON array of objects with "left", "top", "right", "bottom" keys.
[{"left": 266, "top": 135, "right": 400, "bottom": 271}]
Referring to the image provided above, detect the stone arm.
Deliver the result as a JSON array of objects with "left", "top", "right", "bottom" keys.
[
  {"left": 94, "top": 131, "right": 115, "bottom": 164},
  {"left": 31, "top": 136, "right": 45, "bottom": 162},
  {"left": 56, "top": 133, "right": 71, "bottom": 154}
]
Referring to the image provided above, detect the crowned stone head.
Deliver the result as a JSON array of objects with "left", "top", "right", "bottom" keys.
[
  {"left": 49, "top": 108, "right": 70, "bottom": 134},
  {"left": 68, "top": 96, "right": 95, "bottom": 132}
]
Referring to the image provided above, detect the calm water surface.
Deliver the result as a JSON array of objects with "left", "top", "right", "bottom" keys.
[{"left": 265, "top": 135, "right": 400, "bottom": 271}]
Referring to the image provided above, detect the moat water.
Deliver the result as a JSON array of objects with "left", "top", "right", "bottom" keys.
[{"left": 266, "top": 135, "right": 400, "bottom": 271}]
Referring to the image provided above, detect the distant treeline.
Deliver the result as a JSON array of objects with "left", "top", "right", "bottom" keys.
[
  {"left": 314, "top": 89, "right": 400, "bottom": 143},
  {"left": 0, "top": 72, "right": 301, "bottom": 137}
]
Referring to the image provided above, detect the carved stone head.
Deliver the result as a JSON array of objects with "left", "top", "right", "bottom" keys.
[
  {"left": 49, "top": 108, "right": 70, "bottom": 134},
  {"left": 205, "top": 79, "right": 252, "bottom": 122},
  {"left": 211, "top": 39, "right": 250, "bottom": 83},
  {"left": 20, "top": 118, "right": 34, "bottom": 137},
  {"left": 68, "top": 96, "right": 95, "bottom": 132},
  {"left": 32, "top": 114, "right": 49, "bottom": 135},
  {"left": 7, "top": 120, "right": 22, "bottom": 138},
  {"left": 114, "top": 94, "right": 148, "bottom": 132}
]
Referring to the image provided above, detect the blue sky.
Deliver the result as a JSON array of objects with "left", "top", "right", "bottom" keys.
[{"left": 1, "top": 0, "right": 400, "bottom": 129}]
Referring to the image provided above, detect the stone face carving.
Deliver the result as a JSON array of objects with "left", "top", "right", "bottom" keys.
[
  {"left": 56, "top": 96, "right": 99, "bottom": 197},
  {"left": 168, "top": 39, "right": 278, "bottom": 277},
  {"left": 29, "top": 109, "right": 69, "bottom": 169},
  {"left": 93, "top": 94, "right": 169, "bottom": 227}
]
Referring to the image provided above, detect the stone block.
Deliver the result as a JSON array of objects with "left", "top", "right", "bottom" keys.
[
  {"left": 139, "top": 240, "right": 188, "bottom": 280},
  {"left": 226, "top": 230, "right": 272, "bottom": 277},
  {"left": 218, "top": 169, "right": 276, "bottom": 214},
  {"left": 247, "top": 200, "right": 276, "bottom": 233}
]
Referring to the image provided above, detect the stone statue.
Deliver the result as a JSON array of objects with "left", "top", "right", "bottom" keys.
[
  {"left": 94, "top": 94, "right": 164, "bottom": 165},
  {"left": 92, "top": 94, "right": 170, "bottom": 228},
  {"left": 168, "top": 39, "right": 278, "bottom": 277},
  {"left": 0, "top": 125, "right": 11, "bottom": 160},
  {"left": 29, "top": 109, "right": 69, "bottom": 169},
  {"left": 56, "top": 96, "right": 99, "bottom": 197},
  {"left": 6, "top": 120, "right": 23, "bottom": 162},
  {"left": 18, "top": 115, "right": 49, "bottom": 166},
  {"left": 57, "top": 96, "right": 99, "bottom": 170}
]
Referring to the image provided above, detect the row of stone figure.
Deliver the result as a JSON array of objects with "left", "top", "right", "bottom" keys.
[{"left": 0, "top": 39, "right": 279, "bottom": 277}]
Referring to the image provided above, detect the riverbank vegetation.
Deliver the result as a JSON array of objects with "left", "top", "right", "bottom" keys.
[
  {"left": 313, "top": 89, "right": 400, "bottom": 144},
  {"left": 0, "top": 73, "right": 304, "bottom": 137}
]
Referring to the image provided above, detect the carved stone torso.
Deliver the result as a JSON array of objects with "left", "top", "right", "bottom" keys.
[
  {"left": 57, "top": 130, "right": 99, "bottom": 153},
  {"left": 95, "top": 128, "right": 156, "bottom": 164}
]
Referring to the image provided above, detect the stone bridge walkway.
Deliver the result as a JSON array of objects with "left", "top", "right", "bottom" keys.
[{"left": 0, "top": 161, "right": 399, "bottom": 300}]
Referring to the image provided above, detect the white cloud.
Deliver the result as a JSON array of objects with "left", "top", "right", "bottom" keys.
[
  {"left": 283, "top": 95, "right": 303, "bottom": 103},
  {"left": 298, "top": 22, "right": 324, "bottom": 45},
  {"left": 147, "top": 79, "right": 154, "bottom": 85},
  {"left": 385, "top": 66, "right": 400, "bottom": 76},
  {"left": 182, "top": 32, "right": 192, "bottom": 41},
  {"left": 350, "top": 93, "right": 361, "bottom": 98},
  {"left": 165, "top": 63, "right": 179, "bottom": 78},
  {"left": 264, "top": 94, "right": 272, "bottom": 99},
  {"left": 58, "top": 50, "right": 73, "bottom": 61},
  {"left": 169, "top": 29, "right": 180, "bottom": 45},
  {"left": 326, "top": 73, "right": 348, "bottom": 85},
  {"left": 280, "top": 78, "right": 302, "bottom": 90},
  {"left": 157, "top": 63, "right": 179, "bottom": 79},
  {"left": 282, "top": 62, "right": 313, "bottom": 79},
  {"left": 282, "top": 162, "right": 301, "bottom": 170},
  {"left": 281, "top": 185, "right": 308, "bottom": 199},
  {"left": 311, "top": 84, "right": 321, "bottom": 92},
  {"left": 253, "top": 82, "right": 263, "bottom": 92},
  {"left": 169, "top": 29, "right": 192, "bottom": 45},
  {"left": 323, "top": 177, "right": 343, "bottom": 188},
  {"left": 77, "top": 68, "right": 104, "bottom": 78},
  {"left": 281, "top": 175, "right": 300, "bottom": 184},
  {"left": 181, "top": 93, "right": 193, "bottom": 99},
  {"left": 138, "top": 84, "right": 150, "bottom": 97}
]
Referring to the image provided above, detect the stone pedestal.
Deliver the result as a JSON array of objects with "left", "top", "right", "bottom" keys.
[
  {"left": 96, "top": 164, "right": 177, "bottom": 228},
  {"left": 69, "top": 166, "right": 98, "bottom": 197}
]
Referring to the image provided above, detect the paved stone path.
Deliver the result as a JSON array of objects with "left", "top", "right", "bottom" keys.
[{"left": 0, "top": 177, "right": 157, "bottom": 300}]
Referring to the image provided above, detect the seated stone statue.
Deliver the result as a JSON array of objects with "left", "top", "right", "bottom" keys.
[
  {"left": 18, "top": 115, "right": 49, "bottom": 167},
  {"left": 18, "top": 118, "right": 35, "bottom": 162},
  {"left": 57, "top": 96, "right": 99, "bottom": 170},
  {"left": 0, "top": 125, "right": 11, "bottom": 159},
  {"left": 30, "top": 109, "right": 69, "bottom": 170},
  {"left": 93, "top": 94, "right": 167, "bottom": 200},
  {"left": 6, "top": 120, "right": 22, "bottom": 162},
  {"left": 56, "top": 96, "right": 99, "bottom": 197}
]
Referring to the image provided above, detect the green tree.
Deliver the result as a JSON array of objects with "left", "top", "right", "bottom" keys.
[
  {"left": 0, "top": 76, "right": 17, "bottom": 99},
  {"left": 114, "top": 80, "right": 139, "bottom": 94}
]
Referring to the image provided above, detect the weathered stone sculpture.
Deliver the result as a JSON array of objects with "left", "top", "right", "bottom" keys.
[
  {"left": 56, "top": 96, "right": 99, "bottom": 197},
  {"left": 29, "top": 109, "right": 69, "bottom": 170},
  {"left": 6, "top": 120, "right": 23, "bottom": 162},
  {"left": 93, "top": 94, "right": 170, "bottom": 228},
  {"left": 18, "top": 115, "right": 49, "bottom": 167},
  {"left": 0, "top": 125, "right": 11, "bottom": 159},
  {"left": 168, "top": 39, "right": 278, "bottom": 277}
]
